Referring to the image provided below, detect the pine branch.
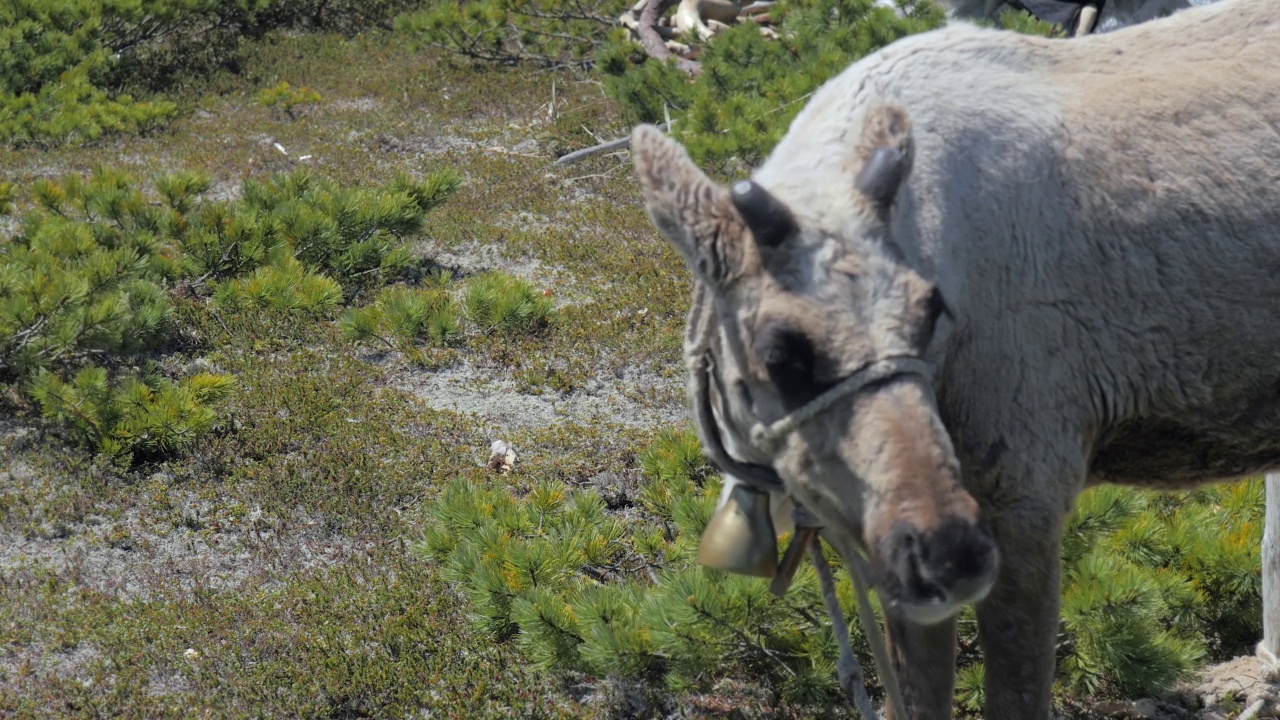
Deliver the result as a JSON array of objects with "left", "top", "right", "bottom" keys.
[
  {"left": 510, "top": 5, "right": 616, "bottom": 27},
  {"left": 687, "top": 600, "right": 797, "bottom": 677}
]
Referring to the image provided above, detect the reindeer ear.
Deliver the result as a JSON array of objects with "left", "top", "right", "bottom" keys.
[
  {"left": 853, "top": 104, "right": 914, "bottom": 218},
  {"left": 632, "top": 124, "right": 753, "bottom": 288}
]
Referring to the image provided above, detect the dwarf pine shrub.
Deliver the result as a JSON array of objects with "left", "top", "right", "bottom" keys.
[
  {"left": 463, "top": 271, "right": 555, "bottom": 334},
  {"left": 0, "top": 168, "right": 176, "bottom": 381},
  {"left": 27, "top": 364, "right": 235, "bottom": 466},
  {"left": 3, "top": 162, "right": 460, "bottom": 461},
  {"left": 339, "top": 283, "right": 461, "bottom": 349},
  {"left": 598, "top": 0, "right": 947, "bottom": 169},
  {"left": 395, "top": 0, "right": 627, "bottom": 69},
  {"left": 950, "top": 481, "right": 1263, "bottom": 710},
  {"left": 0, "top": 1, "right": 215, "bottom": 146},
  {"left": 212, "top": 256, "right": 344, "bottom": 317},
  {"left": 1054, "top": 482, "right": 1263, "bottom": 698},
  {"left": 416, "top": 428, "right": 876, "bottom": 703},
  {"left": 404, "top": 0, "right": 945, "bottom": 167},
  {"left": 258, "top": 80, "right": 323, "bottom": 119},
  {"left": 233, "top": 170, "right": 462, "bottom": 292},
  {"left": 427, "top": 421, "right": 1266, "bottom": 710},
  {"left": 0, "top": 0, "right": 427, "bottom": 148},
  {"left": 0, "top": 168, "right": 230, "bottom": 462},
  {"left": 401, "top": 0, "right": 1063, "bottom": 170}
]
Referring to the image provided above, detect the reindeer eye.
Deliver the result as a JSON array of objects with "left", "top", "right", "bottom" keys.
[
  {"left": 761, "top": 336, "right": 810, "bottom": 373},
  {"left": 754, "top": 322, "right": 819, "bottom": 406}
]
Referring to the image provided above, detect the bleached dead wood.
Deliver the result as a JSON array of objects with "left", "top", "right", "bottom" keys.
[{"left": 553, "top": 122, "right": 670, "bottom": 166}]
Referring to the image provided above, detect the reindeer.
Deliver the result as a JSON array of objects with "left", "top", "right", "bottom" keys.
[{"left": 632, "top": 0, "right": 1280, "bottom": 716}]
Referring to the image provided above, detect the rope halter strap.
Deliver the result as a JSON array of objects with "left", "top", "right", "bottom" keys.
[{"left": 747, "top": 355, "right": 933, "bottom": 455}]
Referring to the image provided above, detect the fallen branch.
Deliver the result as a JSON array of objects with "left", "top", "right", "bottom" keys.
[{"left": 553, "top": 122, "right": 669, "bottom": 166}]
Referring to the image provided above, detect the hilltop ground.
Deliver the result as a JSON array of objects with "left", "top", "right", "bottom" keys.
[
  {"left": 0, "top": 27, "right": 696, "bottom": 719},
  {"left": 0, "top": 18, "right": 1276, "bottom": 720}
]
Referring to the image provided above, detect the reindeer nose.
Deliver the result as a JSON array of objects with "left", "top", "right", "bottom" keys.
[{"left": 880, "top": 517, "right": 998, "bottom": 622}]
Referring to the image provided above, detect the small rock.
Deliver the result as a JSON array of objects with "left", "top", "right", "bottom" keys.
[{"left": 487, "top": 440, "right": 517, "bottom": 474}]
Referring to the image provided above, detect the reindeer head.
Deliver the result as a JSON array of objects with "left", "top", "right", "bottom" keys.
[{"left": 634, "top": 106, "right": 997, "bottom": 623}]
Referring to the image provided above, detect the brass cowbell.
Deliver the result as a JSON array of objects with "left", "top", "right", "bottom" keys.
[{"left": 697, "top": 483, "right": 778, "bottom": 578}]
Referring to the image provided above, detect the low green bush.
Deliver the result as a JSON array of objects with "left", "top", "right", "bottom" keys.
[
  {"left": 0, "top": 167, "right": 176, "bottom": 382},
  {"left": 232, "top": 169, "right": 462, "bottom": 292},
  {"left": 401, "top": 1, "right": 1064, "bottom": 170},
  {"left": 395, "top": 0, "right": 626, "bottom": 69},
  {"left": 415, "top": 428, "right": 873, "bottom": 704},
  {"left": 463, "top": 271, "right": 555, "bottom": 333},
  {"left": 424, "top": 424, "right": 1266, "bottom": 711},
  {"left": 1055, "top": 482, "right": 1262, "bottom": 698},
  {"left": 339, "top": 282, "right": 461, "bottom": 349},
  {"left": 27, "top": 363, "right": 235, "bottom": 466},
  {"left": 165, "top": 168, "right": 462, "bottom": 295},
  {"left": 598, "top": 0, "right": 946, "bottom": 170},
  {"left": 0, "top": 0, "right": 428, "bottom": 148},
  {"left": 212, "top": 256, "right": 344, "bottom": 317},
  {"left": 257, "top": 80, "right": 323, "bottom": 119},
  {"left": 2, "top": 162, "right": 460, "bottom": 462},
  {"left": 0, "top": 167, "right": 230, "bottom": 463}
]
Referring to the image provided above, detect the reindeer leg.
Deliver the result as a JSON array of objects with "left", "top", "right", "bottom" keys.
[
  {"left": 974, "top": 501, "right": 1064, "bottom": 720},
  {"left": 882, "top": 612, "right": 960, "bottom": 720}
]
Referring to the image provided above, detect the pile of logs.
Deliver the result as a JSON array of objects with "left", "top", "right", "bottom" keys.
[{"left": 616, "top": 0, "right": 779, "bottom": 75}]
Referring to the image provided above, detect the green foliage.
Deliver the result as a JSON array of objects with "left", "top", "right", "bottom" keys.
[
  {"left": 428, "top": 422, "right": 1266, "bottom": 710},
  {"left": 230, "top": 169, "right": 463, "bottom": 291},
  {"left": 417, "top": 427, "right": 875, "bottom": 703},
  {"left": 339, "top": 282, "right": 461, "bottom": 348},
  {"left": 640, "top": 427, "right": 713, "bottom": 486},
  {"left": 26, "top": 364, "right": 234, "bottom": 465},
  {"left": 397, "top": 0, "right": 1067, "bottom": 174},
  {"left": 340, "top": 268, "right": 554, "bottom": 357},
  {"left": 597, "top": 0, "right": 945, "bottom": 168},
  {"left": 0, "top": 167, "right": 175, "bottom": 380},
  {"left": 406, "top": 0, "right": 1052, "bottom": 170},
  {"left": 0, "top": 166, "right": 246, "bottom": 463},
  {"left": 993, "top": 6, "right": 1064, "bottom": 36},
  {"left": 463, "top": 271, "right": 555, "bottom": 333},
  {"left": 0, "top": 0, "right": 425, "bottom": 148},
  {"left": 3, "top": 161, "right": 459, "bottom": 462},
  {"left": 956, "top": 660, "right": 985, "bottom": 714},
  {"left": 3, "top": 165, "right": 456, "bottom": 370},
  {"left": 0, "top": 1, "right": 194, "bottom": 146},
  {"left": 171, "top": 168, "right": 461, "bottom": 297},
  {"left": 251, "top": 0, "right": 431, "bottom": 34},
  {"left": 0, "top": 65, "right": 179, "bottom": 148},
  {"left": 258, "top": 80, "right": 323, "bottom": 119},
  {"left": 212, "top": 256, "right": 344, "bottom": 317},
  {"left": 1056, "top": 482, "right": 1263, "bottom": 699},
  {"left": 395, "top": 0, "right": 628, "bottom": 68}
]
